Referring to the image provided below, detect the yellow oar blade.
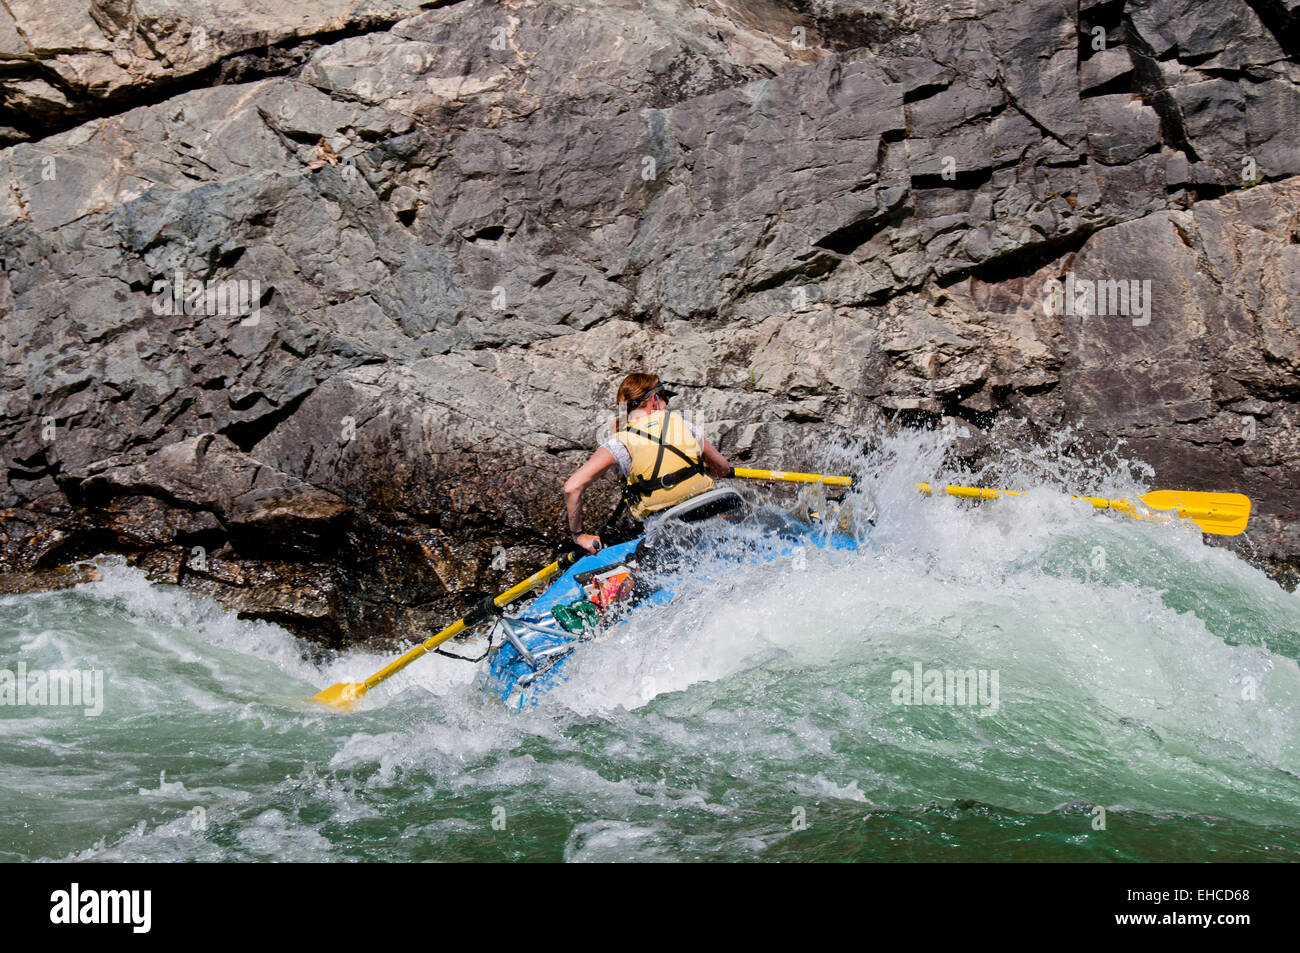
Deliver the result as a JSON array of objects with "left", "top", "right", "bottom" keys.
[
  {"left": 313, "top": 680, "right": 366, "bottom": 712},
  {"left": 1138, "top": 490, "right": 1252, "bottom": 537}
]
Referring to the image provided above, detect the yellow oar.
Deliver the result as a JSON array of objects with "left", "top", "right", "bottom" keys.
[
  {"left": 312, "top": 551, "right": 580, "bottom": 711},
  {"left": 917, "top": 483, "right": 1252, "bottom": 537},
  {"left": 731, "top": 468, "right": 1251, "bottom": 536},
  {"left": 730, "top": 466, "right": 853, "bottom": 487}
]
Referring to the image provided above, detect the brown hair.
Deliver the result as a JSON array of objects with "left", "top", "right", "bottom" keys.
[
  {"left": 611, "top": 372, "right": 660, "bottom": 432},
  {"left": 616, "top": 372, "right": 660, "bottom": 408}
]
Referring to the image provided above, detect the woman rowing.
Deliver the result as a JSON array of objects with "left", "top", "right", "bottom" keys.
[{"left": 563, "top": 373, "right": 732, "bottom": 554}]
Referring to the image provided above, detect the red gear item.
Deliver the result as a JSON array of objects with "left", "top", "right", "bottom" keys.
[{"left": 588, "top": 570, "right": 633, "bottom": 612}]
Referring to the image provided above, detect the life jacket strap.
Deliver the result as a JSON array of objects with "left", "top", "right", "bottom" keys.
[{"left": 623, "top": 461, "right": 708, "bottom": 502}]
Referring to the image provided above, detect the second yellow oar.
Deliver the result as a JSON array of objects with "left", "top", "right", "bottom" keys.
[
  {"left": 917, "top": 484, "right": 1252, "bottom": 537},
  {"left": 312, "top": 551, "right": 580, "bottom": 711},
  {"left": 730, "top": 466, "right": 853, "bottom": 487}
]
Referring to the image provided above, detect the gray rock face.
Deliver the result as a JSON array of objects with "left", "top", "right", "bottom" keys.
[
  {"left": 2, "top": 0, "right": 1298, "bottom": 645},
  {"left": 0, "top": 1, "right": 438, "bottom": 144}
]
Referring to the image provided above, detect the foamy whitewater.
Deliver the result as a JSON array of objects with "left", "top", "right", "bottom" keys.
[{"left": 3, "top": 430, "right": 1298, "bottom": 861}]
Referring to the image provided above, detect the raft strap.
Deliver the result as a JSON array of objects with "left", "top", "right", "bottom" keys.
[{"left": 435, "top": 594, "right": 503, "bottom": 661}]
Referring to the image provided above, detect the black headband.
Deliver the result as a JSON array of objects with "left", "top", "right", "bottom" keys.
[{"left": 624, "top": 382, "right": 677, "bottom": 409}]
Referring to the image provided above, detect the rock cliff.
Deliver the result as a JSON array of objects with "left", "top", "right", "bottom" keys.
[{"left": 3, "top": 0, "right": 1298, "bottom": 647}]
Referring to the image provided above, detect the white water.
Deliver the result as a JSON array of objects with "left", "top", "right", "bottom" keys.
[{"left": 3, "top": 429, "right": 1299, "bottom": 861}]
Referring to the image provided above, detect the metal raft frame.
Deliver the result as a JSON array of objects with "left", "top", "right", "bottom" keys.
[{"left": 494, "top": 615, "right": 580, "bottom": 687}]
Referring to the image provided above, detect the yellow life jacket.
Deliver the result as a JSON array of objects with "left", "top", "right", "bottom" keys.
[{"left": 614, "top": 409, "right": 715, "bottom": 520}]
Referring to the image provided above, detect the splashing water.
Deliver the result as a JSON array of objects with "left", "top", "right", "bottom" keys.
[{"left": 2, "top": 429, "right": 1298, "bottom": 861}]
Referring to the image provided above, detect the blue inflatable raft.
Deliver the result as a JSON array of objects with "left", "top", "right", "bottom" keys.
[{"left": 475, "top": 488, "right": 867, "bottom": 707}]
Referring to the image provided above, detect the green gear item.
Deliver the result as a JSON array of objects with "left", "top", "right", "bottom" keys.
[{"left": 551, "top": 599, "right": 601, "bottom": 633}]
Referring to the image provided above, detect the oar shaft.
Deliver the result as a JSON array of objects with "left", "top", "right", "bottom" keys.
[
  {"left": 1073, "top": 495, "right": 1146, "bottom": 516},
  {"left": 936, "top": 487, "right": 1228, "bottom": 520},
  {"left": 360, "top": 555, "right": 573, "bottom": 692},
  {"left": 731, "top": 467, "right": 853, "bottom": 487},
  {"left": 919, "top": 483, "right": 1020, "bottom": 501},
  {"left": 362, "top": 619, "right": 468, "bottom": 691},
  {"left": 918, "top": 484, "right": 1250, "bottom": 536},
  {"left": 1078, "top": 499, "right": 1234, "bottom": 522}
]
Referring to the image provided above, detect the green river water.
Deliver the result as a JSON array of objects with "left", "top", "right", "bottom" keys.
[{"left": 3, "top": 435, "right": 1299, "bottom": 862}]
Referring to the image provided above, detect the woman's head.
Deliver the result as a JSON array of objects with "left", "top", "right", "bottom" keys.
[
  {"left": 610, "top": 373, "right": 676, "bottom": 433},
  {"left": 615, "top": 372, "right": 661, "bottom": 411}
]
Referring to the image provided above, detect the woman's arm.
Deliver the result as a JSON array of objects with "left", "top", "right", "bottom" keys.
[
  {"left": 699, "top": 437, "right": 731, "bottom": 478},
  {"left": 563, "top": 446, "right": 617, "bottom": 553}
]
